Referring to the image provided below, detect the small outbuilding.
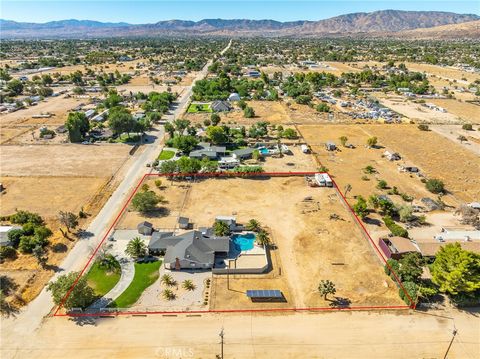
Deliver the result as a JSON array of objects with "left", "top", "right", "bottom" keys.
[
  {"left": 178, "top": 217, "right": 190, "bottom": 230},
  {"left": 246, "top": 289, "right": 285, "bottom": 302},
  {"left": 325, "top": 142, "right": 336, "bottom": 151},
  {"left": 232, "top": 148, "right": 255, "bottom": 160},
  {"left": 137, "top": 221, "right": 153, "bottom": 235},
  {"left": 228, "top": 92, "right": 241, "bottom": 101},
  {"left": 211, "top": 100, "right": 232, "bottom": 112}
]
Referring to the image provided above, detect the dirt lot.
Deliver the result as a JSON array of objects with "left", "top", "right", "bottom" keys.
[
  {"left": 427, "top": 99, "right": 480, "bottom": 124},
  {"left": 430, "top": 124, "right": 480, "bottom": 155},
  {"left": 298, "top": 124, "right": 480, "bottom": 204},
  {"left": 404, "top": 62, "right": 480, "bottom": 84},
  {"left": 1, "top": 143, "right": 131, "bottom": 177},
  {"left": 119, "top": 176, "right": 403, "bottom": 310}
]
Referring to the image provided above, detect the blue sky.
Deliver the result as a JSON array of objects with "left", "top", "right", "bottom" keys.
[{"left": 2, "top": 1, "right": 479, "bottom": 23}]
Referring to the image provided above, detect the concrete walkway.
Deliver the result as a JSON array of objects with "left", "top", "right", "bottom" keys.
[{"left": 89, "top": 257, "right": 135, "bottom": 309}]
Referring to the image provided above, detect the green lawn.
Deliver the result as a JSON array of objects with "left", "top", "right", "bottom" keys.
[
  {"left": 114, "top": 133, "right": 141, "bottom": 143},
  {"left": 158, "top": 149, "right": 175, "bottom": 160},
  {"left": 109, "top": 260, "right": 162, "bottom": 308},
  {"left": 187, "top": 103, "right": 212, "bottom": 113},
  {"left": 85, "top": 261, "right": 121, "bottom": 297}
]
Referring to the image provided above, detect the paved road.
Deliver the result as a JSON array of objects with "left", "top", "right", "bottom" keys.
[{"left": 5, "top": 40, "right": 232, "bottom": 334}]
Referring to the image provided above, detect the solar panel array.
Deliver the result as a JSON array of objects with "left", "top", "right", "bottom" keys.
[{"left": 246, "top": 290, "right": 282, "bottom": 298}]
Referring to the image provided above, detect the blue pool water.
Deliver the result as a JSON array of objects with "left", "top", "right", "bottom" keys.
[
  {"left": 259, "top": 148, "right": 269, "bottom": 155},
  {"left": 232, "top": 233, "right": 256, "bottom": 251}
]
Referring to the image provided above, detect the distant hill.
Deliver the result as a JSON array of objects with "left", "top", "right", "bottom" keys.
[
  {"left": 1, "top": 10, "right": 478, "bottom": 39},
  {"left": 397, "top": 20, "right": 480, "bottom": 39}
]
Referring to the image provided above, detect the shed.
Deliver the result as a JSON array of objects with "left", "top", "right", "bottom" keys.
[
  {"left": 137, "top": 221, "right": 153, "bottom": 235},
  {"left": 246, "top": 289, "right": 285, "bottom": 302},
  {"left": 178, "top": 217, "right": 190, "bottom": 230}
]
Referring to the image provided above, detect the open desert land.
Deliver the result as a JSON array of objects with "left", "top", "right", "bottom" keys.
[
  {"left": 404, "top": 62, "right": 480, "bottom": 84},
  {"left": 375, "top": 95, "right": 463, "bottom": 123},
  {"left": 429, "top": 124, "right": 480, "bottom": 155},
  {"left": 426, "top": 98, "right": 480, "bottom": 124},
  {"left": 298, "top": 124, "right": 480, "bottom": 204},
  {"left": 0, "top": 143, "right": 134, "bottom": 302},
  {"left": 0, "top": 96, "right": 84, "bottom": 144},
  {"left": 29, "top": 60, "right": 147, "bottom": 77},
  {"left": 120, "top": 176, "right": 404, "bottom": 311}
]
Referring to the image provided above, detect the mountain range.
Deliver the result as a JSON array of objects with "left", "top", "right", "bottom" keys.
[{"left": 1, "top": 10, "right": 479, "bottom": 39}]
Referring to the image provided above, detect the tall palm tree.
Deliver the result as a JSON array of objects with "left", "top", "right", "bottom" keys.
[
  {"left": 256, "top": 230, "right": 270, "bottom": 246},
  {"left": 125, "top": 237, "right": 147, "bottom": 258},
  {"left": 246, "top": 219, "right": 261, "bottom": 232}
]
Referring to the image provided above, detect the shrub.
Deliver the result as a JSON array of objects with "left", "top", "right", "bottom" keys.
[
  {"left": 399, "top": 281, "right": 418, "bottom": 305},
  {"left": 281, "top": 128, "right": 297, "bottom": 139},
  {"left": 417, "top": 124, "right": 429, "bottom": 131},
  {"left": 34, "top": 226, "right": 52, "bottom": 241},
  {"left": 377, "top": 180, "right": 388, "bottom": 189},
  {"left": 384, "top": 258, "right": 400, "bottom": 278},
  {"left": 316, "top": 103, "right": 330, "bottom": 113},
  {"left": 383, "top": 216, "right": 409, "bottom": 238},
  {"left": 243, "top": 106, "right": 255, "bottom": 118},
  {"left": 462, "top": 123, "right": 473, "bottom": 131},
  {"left": 425, "top": 178, "right": 445, "bottom": 194},
  {"left": 132, "top": 191, "right": 162, "bottom": 213},
  {"left": 7, "top": 229, "right": 24, "bottom": 248},
  {"left": 0, "top": 246, "right": 17, "bottom": 261},
  {"left": 10, "top": 210, "right": 44, "bottom": 225}
]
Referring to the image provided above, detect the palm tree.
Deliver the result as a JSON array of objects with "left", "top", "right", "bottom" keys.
[
  {"left": 256, "top": 230, "right": 270, "bottom": 246},
  {"left": 246, "top": 219, "right": 261, "bottom": 232},
  {"left": 99, "top": 254, "right": 120, "bottom": 274},
  {"left": 162, "top": 289, "right": 176, "bottom": 301},
  {"left": 161, "top": 273, "right": 175, "bottom": 286},
  {"left": 182, "top": 279, "right": 195, "bottom": 291},
  {"left": 125, "top": 237, "right": 147, "bottom": 258},
  {"left": 213, "top": 221, "right": 230, "bottom": 236},
  {"left": 318, "top": 280, "right": 336, "bottom": 301}
]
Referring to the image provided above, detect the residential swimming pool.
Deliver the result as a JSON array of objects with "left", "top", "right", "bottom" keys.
[
  {"left": 232, "top": 232, "right": 256, "bottom": 251},
  {"left": 259, "top": 147, "right": 269, "bottom": 155}
]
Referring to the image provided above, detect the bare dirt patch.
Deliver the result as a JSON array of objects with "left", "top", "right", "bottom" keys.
[
  {"left": 120, "top": 176, "right": 404, "bottom": 310},
  {"left": 1, "top": 143, "right": 130, "bottom": 177}
]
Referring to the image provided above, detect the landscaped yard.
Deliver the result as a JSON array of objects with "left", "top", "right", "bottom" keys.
[
  {"left": 109, "top": 260, "right": 162, "bottom": 308},
  {"left": 113, "top": 133, "right": 141, "bottom": 143},
  {"left": 85, "top": 260, "right": 121, "bottom": 297},
  {"left": 158, "top": 149, "right": 175, "bottom": 160},
  {"left": 187, "top": 103, "right": 212, "bottom": 113}
]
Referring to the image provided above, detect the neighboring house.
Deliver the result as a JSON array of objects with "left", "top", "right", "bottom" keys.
[
  {"left": 417, "top": 241, "right": 480, "bottom": 259},
  {"left": 89, "top": 128, "right": 114, "bottom": 140},
  {"left": 148, "top": 230, "right": 230, "bottom": 269},
  {"left": 189, "top": 143, "right": 226, "bottom": 160},
  {"left": 0, "top": 226, "right": 22, "bottom": 247},
  {"left": 379, "top": 237, "right": 420, "bottom": 260},
  {"left": 246, "top": 70, "right": 261, "bottom": 78},
  {"left": 325, "top": 142, "right": 336, "bottom": 151},
  {"left": 228, "top": 92, "right": 241, "bottom": 102},
  {"left": 84, "top": 109, "right": 96, "bottom": 119},
  {"left": 178, "top": 217, "right": 190, "bottom": 230},
  {"left": 137, "top": 221, "right": 154, "bottom": 235},
  {"left": 232, "top": 148, "right": 255, "bottom": 160},
  {"left": 211, "top": 100, "right": 232, "bottom": 112}
]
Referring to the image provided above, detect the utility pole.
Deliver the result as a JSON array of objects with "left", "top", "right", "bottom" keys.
[
  {"left": 219, "top": 327, "right": 225, "bottom": 359},
  {"left": 443, "top": 327, "right": 457, "bottom": 359}
]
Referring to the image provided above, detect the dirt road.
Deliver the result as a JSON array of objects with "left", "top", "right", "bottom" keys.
[{"left": 1, "top": 308, "right": 478, "bottom": 358}]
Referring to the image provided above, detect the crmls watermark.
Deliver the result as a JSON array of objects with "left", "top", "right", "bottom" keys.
[{"left": 155, "top": 347, "right": 195, "bottom": 358}]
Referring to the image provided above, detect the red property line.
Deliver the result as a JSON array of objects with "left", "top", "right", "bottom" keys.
[{"left": 53, "top": 171, "right": 413, "bottom": 317}]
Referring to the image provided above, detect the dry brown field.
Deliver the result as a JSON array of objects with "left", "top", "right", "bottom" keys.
[
  {"left": 118, "top": 176, "right": 404, "bottom": 310},
  {"left": 298, "top": 124, "right": 480, "bottom": 204},
  {"left": 404, "top": 62, "right": 480, "bottom": 83},
  {"left": 427, "top": 98, "right": 480, "bottom": 124}
]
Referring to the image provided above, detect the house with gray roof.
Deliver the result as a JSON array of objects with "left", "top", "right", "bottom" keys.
[
  {"left": 148, "top": 230, "right": 230, "bottom": 270},
  {"left": 211, "top": 100, "right": 232, "bottom": 112},
  {"left": 189, "top": 142, "right": 226, "bottom": 160},
  {"left": 232, "top": 148, "right": 255, "bottom": 160}
]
